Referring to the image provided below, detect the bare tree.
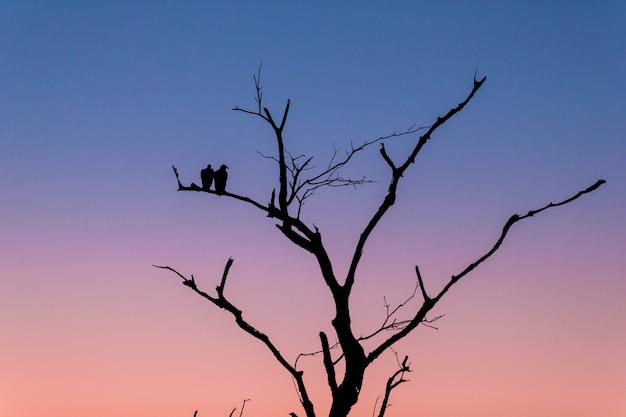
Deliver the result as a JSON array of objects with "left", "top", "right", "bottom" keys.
[{"left": 156, "top": 67, "right": 605, "bottom": 417}]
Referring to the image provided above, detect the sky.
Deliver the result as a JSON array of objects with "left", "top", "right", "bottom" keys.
[{"left": 1, "top": 2, "right": 625, "bottom": 417}]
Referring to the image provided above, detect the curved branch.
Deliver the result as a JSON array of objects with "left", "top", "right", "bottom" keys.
[
  {"left": 433, "top": 179, "right": 607, "bottom": 302},
  {"left": 172, "top": 165, "right": 270, "bottom": 212},
  {"left": 171, "top": 165, "right": 325, "bottom": 251},
  {"left": 153, "top": 261, "right": 317, "bottom": 417},
  {"left": 367, "top": 178, "right": 606, "bottom": 364},
  {"left": 172, "top": 161, "right": 341, "bottom": 297}
]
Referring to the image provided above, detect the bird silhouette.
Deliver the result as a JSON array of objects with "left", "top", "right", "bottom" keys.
[
  {"left": 200, "top": 164, "right": 214, "bottom": 191},
  {"left": 214, "top": 164, "right": 228, "bottom": 195}
]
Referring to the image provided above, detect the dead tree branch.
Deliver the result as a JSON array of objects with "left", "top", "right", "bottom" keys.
[
  {"left": 359, "top": 283, "right": 419, "bottom": 343},
  {"left": 367, "top": 178, "right": 606, "bottom": 364},
  {"left": 357, "top": 280, "right": 442, "bottom": 344},
  {"left": 376, "top": 354, "right": 411, "bottom": 417},
  {"left": 171, "top": 163, "right": 330, "bottom": 262},
  {"left": 320, "top": 331, "right": 338, "bottom": 395},
  {"left": 233, "top": 66, "right": 428, "bottom": 215},
  {"left": 238, "top": 398, "right": 250, "bottom": 417},
  {"left": 346, "top": 74, "right": 488, "bottom": 294},
  {"left": 433, "top": 179, "right": 606, "bottom": 302},
  {"left": 153, "top": 261, "right": 316, "bottom": 417},
  {"left": 162, "top": 67, "right": 605, "bottom": 417}
]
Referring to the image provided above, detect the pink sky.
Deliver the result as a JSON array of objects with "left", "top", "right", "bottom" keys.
[{"left": 1, "top": 3, "right": 624, "bottom": 417}]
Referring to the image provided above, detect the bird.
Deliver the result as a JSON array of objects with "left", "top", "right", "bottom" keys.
[
  {"left": 200, "top": 164, "right": 214, "bottom": 191},
  {"left": 214, "top": 164, "right": 228, "bottom": 194}
]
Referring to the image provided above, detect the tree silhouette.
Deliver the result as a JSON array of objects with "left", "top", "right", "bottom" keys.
[{"left": 156, "top": 66, "right": 605, "bottom": 417}]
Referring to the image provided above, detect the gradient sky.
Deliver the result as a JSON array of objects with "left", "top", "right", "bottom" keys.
[{"left": 1, "top": 2, "right": 624, "bottom": 417}]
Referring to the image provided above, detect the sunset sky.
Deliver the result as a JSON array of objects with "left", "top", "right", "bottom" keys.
[{"left": 1, "top": 2, "right": 624, "bottom": 417}]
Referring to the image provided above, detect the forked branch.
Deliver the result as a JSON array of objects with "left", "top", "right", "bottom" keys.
[
  {"left": 345, "top": 75, "right": 488, "bottom": 293},
  {"left": 376, "top": 354, "right": 411, "bottom": 417},
  {"left": 234, "top": 66, "right": 431, "bottom": 216},
  {"left": 163, "top": 68, "right": 605, "bottom": 417},
  {"left": 170, "top": 164, "right": 326, "bottom": 256},
  {"left": 153, "top": 260, "right": 316, "bottom": 417}
]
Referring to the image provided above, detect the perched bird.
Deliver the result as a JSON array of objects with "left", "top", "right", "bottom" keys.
[
  {"left": 200, "top": 164, "right": 214, "bottom": 191},
  {"left": 214, "top": 164, "right": 228, "bottom": 195}
]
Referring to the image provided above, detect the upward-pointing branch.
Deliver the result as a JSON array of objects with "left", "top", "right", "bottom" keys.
[
  {"left": 263, "top": 99, "right": 292, "bottom": 213},
  {"left": 367, "top": 178, "right": 606, "bottom": 363},
  {"left": 432, "top": 178, "right": 606, "bottom": 302},
  {"left": 345, "top": 75, "right": 487, "bottom": 292}
]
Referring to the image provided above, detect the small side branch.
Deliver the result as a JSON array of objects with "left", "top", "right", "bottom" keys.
[
  {"left": 233, "top": 63, "right": 267, "bottom": 120},
  {"left": 173, "top": 165, "right": 184, "bottom": 189},
  {"left": 217, "top": 257, "right": 234, "bottom": 294},
  {"left": 153, "top": 264, "right": 201, "bottom": 293},
  {"left": 357, "top": 276, "right": 442, "bottom": 347},
  {"left": 414, "top": 265, "right": 430, "bottom": 302},
  {"left": 320, "top": 331, "right": 338, "bottom": 394},
  {"left": 254, "top": 63, "right": 263, "bottom": 114},
  {"left": 238, "top": 398, "right": 250, "bottom": 417},
  {"left": 379, "top": 143, "right": 396, "bottom": 170},
  {"left": 279, "top": 99, "right": 291, "bottom": 131},
  {"left": 376, "top": 354, "right": 411, "bottom": 417},
  {"left": 359, "top": 281, "right": 419, "bottom": 342}
]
